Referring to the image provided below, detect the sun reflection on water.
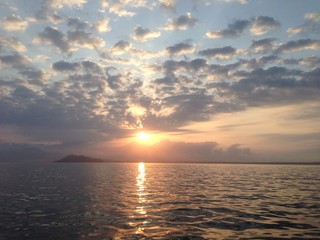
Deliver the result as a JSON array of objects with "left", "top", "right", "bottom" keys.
[{"left": 135, "top": 162, "right": 147, "bottom": 234}]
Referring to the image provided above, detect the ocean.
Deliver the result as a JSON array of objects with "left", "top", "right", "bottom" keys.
[{"left": 0, "top": 162, "right": 319, "bottom": 239}]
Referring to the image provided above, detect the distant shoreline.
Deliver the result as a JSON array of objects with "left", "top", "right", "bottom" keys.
[{"left": 55, "top": 155, "right": 320, "bottom": 165}]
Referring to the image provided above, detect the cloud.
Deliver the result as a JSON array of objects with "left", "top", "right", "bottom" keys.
[
  {"left": 36, "top": 0, "right": 87, "bottom": 23},
  {"left": 67, "top": 30, "right": 105, "bottom": 49},
  {"left": 52, "top": 60, "right": 80, "bottom": 71},
  {"left": 249, "top": 38, "right": 276, "bottom": 53},
  {"left": 287, "top": 12, "right": 320, "bottom": 35},
  {"left": 206, "top": 20, "right": 250, "bottom": 38},
  {"left": 198, "top": 46, "right": 236, "bottom": 59},
  {"left": 206, "top": 16, "right": 279, "bottom": 38},
  {"left": 67, "top": 17, "right": 91, "bottom": 30},
  {"left": 305, "top": 12, "right": 320, "bottom": 21},
  {"left": 0, "top": 53, "right": 31, "bottom": 67},
  {"left": 0, "top": 36, "right": 27, "bottom": 53},
  {"left": 35, "top": 26, "right": 72, "bottom": 53},
  {"left": 1, "top": 15, "right": 29, "bottom": 31},
  {"left": 95, "top": 18, "right": 111, "bottom": 32},
  {"left": 163, "top": 13, "right": 197, "bottom": 31},
  {"left": 111, "top": 40, "right": 132, "bottom": 54},
  {"left": 133, "top": 26, "right": 161, "bottom": 42},
  {"left": 275, "top": 39, "right": 320, "bottom": 53},
  {"left": 166, "top": 42, "right": 195, "bottom": 55},
  {"left": 46, "top": 0, "right": 87, "bottom": 9},
  {"left": 160, "top": 0, "right": 176, "bottom": 10},
  {"left": 250, "top": 16, "right": 280, "bottom": 35},
  {"left": 101, "top": 0, "right": 136, "bottom": 17},
  {"left": 109, "top": 140, "right": 252, "bottom": 162}
]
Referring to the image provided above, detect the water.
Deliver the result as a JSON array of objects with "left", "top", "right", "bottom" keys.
[{"left": 0, "top": 162, "right": 319, "bottom": 239}]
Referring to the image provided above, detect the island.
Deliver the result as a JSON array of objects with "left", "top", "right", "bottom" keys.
[{"left": 55, "top": 154, "right": 106, "bottom": 163}]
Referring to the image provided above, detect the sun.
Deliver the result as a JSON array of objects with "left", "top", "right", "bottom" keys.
[{"left": 137, "top": 132, "right": 150, "bottom": 141}]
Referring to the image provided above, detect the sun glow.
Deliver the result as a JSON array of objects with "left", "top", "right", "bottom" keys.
[{"left": 137, "top": 132, "right": 150, "bottom": 141}]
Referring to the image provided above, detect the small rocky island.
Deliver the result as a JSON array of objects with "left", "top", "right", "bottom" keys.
[{"left": 55, "top": 154, "right": 105, "bottom": 163}]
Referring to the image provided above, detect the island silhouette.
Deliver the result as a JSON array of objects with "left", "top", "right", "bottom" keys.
[{"left": 55, "top": 154, "right": 105, "bottom": 163}]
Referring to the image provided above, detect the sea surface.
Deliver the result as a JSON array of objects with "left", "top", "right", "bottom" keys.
[{"left": 0, "top": 162, "right": 319, "bottom": 240}]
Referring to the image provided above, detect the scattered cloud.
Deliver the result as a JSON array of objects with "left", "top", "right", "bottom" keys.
[
  {"left": 133, "top": 26, "right": 161, "bottom": 42},
  {"left": 249, "top": 38, "right": 276, "bottom": 53},
  {"left": 163, "top": 13, "right": 197, "bottom": 31},
  {"left": 1, "top": 15, "right": 29, "bottom": 31},
  {"left": 166, "top": 42, "right": 195, "bottom": 55},
  {"left": 287, "top": 12, "right": 320, "bottom": 35},
  {"left": 275, "top": 39, "right": 320, "bottom": 54},
  {"left": 250, "top": 16, "right": 280, "bottom": 35},
  {"left": 95, "top": 18, "right": 111, "bottom": 32},
  {"left": 198, "top": 46, "right": 236, "bottom": 59},
  {"left": 34, "top": 26, "right": 72, "bottom": 53},
  {"left": 206, "top": 16, "right": 279, "bottom": 38},
  {"left": 160, "top": 0, "right": 176, "bottom": 10},
  {"left": 206, "top": 20, "right": 250, "bottom": 38}
]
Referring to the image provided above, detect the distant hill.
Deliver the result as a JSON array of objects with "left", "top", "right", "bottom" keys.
[{"left": 55, "top": 154, "right": 105, "bottom": 163}]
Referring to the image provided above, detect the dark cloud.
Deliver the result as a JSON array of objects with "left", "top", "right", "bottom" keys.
[
  {"left": 206, "top": 19, "right": 250, "bottom": 38},
  {"left": 166, "top": 42, "right": 195, "bottom": 55},
  {"left": 67, "top": 17, "right": 92, "bottom": 30},
  {"left": 198, "top": 46, "right": 236, "bottom": 59},
  {"left": 206, "top": 16, "right": 279, "bottom": 38},
  {"left": 36, "top": 26, "right": 71, "bottom": 53},
  {"left": 275, "top": 39, "right": 320, "bottom": 53},
  {"left": 52, "top": 60, "right": 80, "bottom": 71},
  {"left": 0, "top": 53, "right": 30, "bottom": 67},
  {"left": 250, "top": 38, "right": 276, "bottom": 53}
]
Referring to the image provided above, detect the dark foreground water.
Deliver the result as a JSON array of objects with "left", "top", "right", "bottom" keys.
[{"left": 0, "top": 163, "right": 319, "bottom": 240}]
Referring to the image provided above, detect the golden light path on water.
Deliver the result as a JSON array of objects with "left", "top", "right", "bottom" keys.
[{"left": 135, "top": 162, "right": 147, "bottom": 234}]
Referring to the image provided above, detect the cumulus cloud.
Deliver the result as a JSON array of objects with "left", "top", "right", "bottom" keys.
[
  {"left": 206, "top": 16, "right": 279, "bottom": 38},
  {"left": 163, "top": 13, "right": 197, "bottom": 31},
  {"left": 67, "top": 30, "right": 105, "bottom": 49},
  {"left": 160, "top": 0, "right": 176, "bottom": 10},
  {"left": 0, "top": 53, "right": 31, "bottom": 67},
  {"left": 0, "top": 36, "right": 27, "bottom": 53},
  {"left": 250, "top": 38, "right": 276, "bottom": 53},
  {"left": 250, "top": 16, "right": 280, "bottom": 35},
  {"left": 206, "top": 20, "right": 250, "bottom": 38},
  {"left": 1, "top": 15, "right": 29, "bottom": 31},
  {"left": 198, "top": 46, "right": 236, "bottom": 59},
  {"left": 52, "top": 60, "right": 80, "bottom": 71},
  {"left": 133, "top": 26, "right": 161, "bottom": 42},
  {"left": 111, "top": 40, "right": 132, "bottom": 54},
  {"left": 275, "top": 39, "right": 320, "bottom": 54},
  {"left": 166, "top": 42, "right": 195, "bottom": 55},
  {"left": 35, "top": 26, "right": 72, "bottom": 53},
  {"left": 101, "top": 0, "right": 136, "bottom": 17},
  {"left": 95, "top": 18, "right": 111, "bottom": 32},
  {"left": 287, "top": 12, "right": 320, "bottom": 35},
  {"left": 36, "top": 0, "right": 87, "bottom": 23},
  {"left": 35, "top": 27, "right": 105, "bottom": 53}
]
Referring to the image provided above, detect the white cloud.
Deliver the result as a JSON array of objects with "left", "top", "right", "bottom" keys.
[
  {"left": 1, "top": 15, "right": 29, "bottom": 31},
  {"left": 95, "top": 18, "right": 111, "bottom": 32}
]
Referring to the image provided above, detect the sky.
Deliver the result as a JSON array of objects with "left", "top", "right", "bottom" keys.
[{"left": 0, "top": 0, "right": 319, "bottom": 162}]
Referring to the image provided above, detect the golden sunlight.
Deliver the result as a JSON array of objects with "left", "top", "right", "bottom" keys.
[{"left": 137, "top": 132, "right": 150, "bottom": 141}]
